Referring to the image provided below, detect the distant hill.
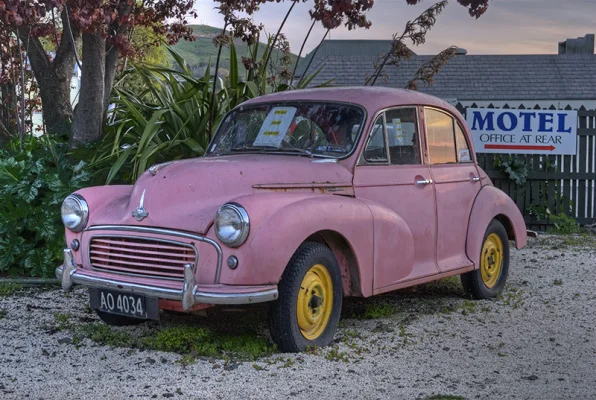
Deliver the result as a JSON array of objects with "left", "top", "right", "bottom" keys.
[{"left": 170, "top": 25, "right": 300, "bottom": 77}]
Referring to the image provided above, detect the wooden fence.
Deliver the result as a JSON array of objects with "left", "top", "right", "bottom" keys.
[{"left": 458, "top": 105, "right": 596, "bottom": 231}]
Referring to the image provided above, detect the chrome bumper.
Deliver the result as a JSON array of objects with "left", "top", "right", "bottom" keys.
[{"left": 56, "top": 249, "right": 278, "bottom": 311}]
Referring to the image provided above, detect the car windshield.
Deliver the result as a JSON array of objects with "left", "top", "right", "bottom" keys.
[{"left": 208, "top": 102, "right": 365, "bottom": 158}]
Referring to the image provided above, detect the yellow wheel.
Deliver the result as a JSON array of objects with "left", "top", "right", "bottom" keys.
[
  {"left": 461, "top": 220, "right": 510, "bottom": 299},
  {"left": 269, "top": 242, "right": 343, "bottom": 352},
  {"left": 480, "top": 233, "right": 504, "bottom": 289},
  {"left": 296, "top": 264, "right": 333, "bottom": 340}
]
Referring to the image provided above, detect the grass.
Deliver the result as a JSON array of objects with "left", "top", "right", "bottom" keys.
[
  {"left": 144, "top": 325, "right": 274, "bottom": 360},
  {"left": 0, "top": 282, "right": 22, "bottom": 297},
  {"left": 556, "top": 234, "right": 596, "bottom": 249},
  {"left": 55, "top": 311, "right": 276, "bottom": 362},
  {"left": 359, "top": 303, "right": 398, "bottom": 320}
]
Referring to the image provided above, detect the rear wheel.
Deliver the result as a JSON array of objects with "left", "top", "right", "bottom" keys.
[
  {"left": 95, "top": 310, "right": 147, "bottom": 326},
  {"left": 268, "top": 242, "right": 343, "bottom": 352},
  {"left": 461, "top": 219, "right": 510, "bottom": 299}
]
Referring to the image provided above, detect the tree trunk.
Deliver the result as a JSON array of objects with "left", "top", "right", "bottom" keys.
[
  {"left": 0, "top": 120, "right": 11, "bottom": 147},
  {"left": 103, "top": 45, "right": 120, "bottom": 116},
  {"left": 70, "top": 33, "right": 106, "bottom": 147},
  {"left": 1, "top": 83, "right": 16, "bottom": 135},
  {"left": 17, "top": 11, "right": 76, "bottom": 140},
  {"left": 20, "top": 38, "right": 73, "bottom": 140}
]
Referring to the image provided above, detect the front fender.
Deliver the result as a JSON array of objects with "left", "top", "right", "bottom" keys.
[
  {"left": 66, "top": 185, "right": 133, "bottom": 265},
  {"left": 217, "top": 193, "right": 376, "bottom": 297},
  {"left": 466, "top": 186, "right": 527, "bottom": 269}
]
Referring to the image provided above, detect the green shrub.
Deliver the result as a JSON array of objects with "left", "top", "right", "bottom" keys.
[
  {"left": 94, "top": 44, "right": 327, "bottom": 184},
  {"left": 0, "top": 137, "right": 91, "bottom": 277},
  {"left": 495, "top": 155, "right": 528, "bottom": 186},
  {"left": 549, "top": 213, "right": 580, "bottom": 234}
]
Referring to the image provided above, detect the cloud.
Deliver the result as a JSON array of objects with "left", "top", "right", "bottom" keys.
[{"left": 189, "top": 0, "right": 596, "bottom": 55}]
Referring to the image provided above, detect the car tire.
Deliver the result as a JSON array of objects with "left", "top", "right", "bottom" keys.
[
  {"left": 461, "top": 219, "right": 510, "bottom": 299},
  {"left": 95, "top": 310, "right": 147, "bottom": 326},
  {"left": 268, "top": 241, "right": 343, "bottom": 353}
]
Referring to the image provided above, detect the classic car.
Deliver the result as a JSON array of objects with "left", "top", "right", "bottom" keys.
[{"left": 56, "top": 87, "right": 527, "bottom": 352}]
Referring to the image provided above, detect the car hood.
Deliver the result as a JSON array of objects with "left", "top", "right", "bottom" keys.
[{"left": 90, "top": 154, "right": 353, "bottom": 234}]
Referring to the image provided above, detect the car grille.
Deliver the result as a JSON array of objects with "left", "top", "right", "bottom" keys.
[{"left": 88, "top": 236, "right": 197, "bottom": 280}]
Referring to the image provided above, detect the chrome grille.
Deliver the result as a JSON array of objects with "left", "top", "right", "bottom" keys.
[{"left": 89, "top": 236, "right": 196, "bottom": 280}]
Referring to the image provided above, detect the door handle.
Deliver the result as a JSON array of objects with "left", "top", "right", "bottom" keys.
[
  {"left": 416, "top": 178, "right": 433, "bottom": 185},
  {"left": 471, "top": 176, "right": 480, "bottom": 182}
]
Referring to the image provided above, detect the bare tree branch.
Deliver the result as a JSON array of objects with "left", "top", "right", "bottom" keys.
[{"left": 366, "top": 0, "right": 448, "bottom": 86}]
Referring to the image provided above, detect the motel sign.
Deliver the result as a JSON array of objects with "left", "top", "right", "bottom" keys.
[{"left": 466, "top": 108, "right": 578, "bottom": 155}]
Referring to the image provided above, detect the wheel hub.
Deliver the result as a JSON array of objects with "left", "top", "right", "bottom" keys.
[
  {"left": 297, "top": 264, "right": 333, "bottom": 340},
  {"left": 480, "top": 233, "right": 503, "bottom": 289}
]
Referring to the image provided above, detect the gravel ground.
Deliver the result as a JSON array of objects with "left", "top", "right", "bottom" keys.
[{"left": 1, "top": 235, "right": 595, "bottom": 400}]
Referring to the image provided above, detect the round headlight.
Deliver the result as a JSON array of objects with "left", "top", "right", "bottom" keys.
[
  {"left": 61, "top": 194, "right": 89, "bottom": 232},
  {"left": 215, "top": 203, "right": 250, "bottom": 247}
]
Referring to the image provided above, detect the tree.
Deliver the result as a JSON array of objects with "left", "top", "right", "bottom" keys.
[
  {"left": 0, "top": 0, "right": 490, "bottom": 149},
  {"left": 212, "top": 0, "right": 490, "bottom": 88},
  {"left": 0, "top": 0, "right": 195, "bottom": 147}
]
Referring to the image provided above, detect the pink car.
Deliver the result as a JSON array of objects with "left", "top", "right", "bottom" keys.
[{"left": 57, "top": 87, "right": 527, "bottom": 352}]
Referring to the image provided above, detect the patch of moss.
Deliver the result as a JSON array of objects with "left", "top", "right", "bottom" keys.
[
  {"left": 556, "top": 234, "right": 596, "bottom": 248},
  {"left": 67, "top": 321, "right": 275, "bottom": 361},
  {"left": 358, "top": 303, "right": 397, "bottom": 320},
  {"left": 144, "top": 325, "right": 274, "bottom": 360},
  {"left": 0, "top": 282, "right": 22, "bottom": 297},
  {"left": 74, "top": 323, "right": 137, "bottom": 347},
  {"left": 0, "top": 309, "right": 7, "bottom": 319}
]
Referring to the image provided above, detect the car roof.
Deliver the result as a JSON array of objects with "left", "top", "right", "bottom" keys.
[{"left": 241, "top": 87, "right": 460, "bottom": 116}]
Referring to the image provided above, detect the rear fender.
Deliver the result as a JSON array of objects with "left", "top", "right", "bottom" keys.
[{"left": 466, "top": 186, "right": 527, "bottom": 269}]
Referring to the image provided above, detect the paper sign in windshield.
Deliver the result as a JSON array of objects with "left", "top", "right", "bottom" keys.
[{"left": 253, "top": 107, "right": 297, "bottom": 148}]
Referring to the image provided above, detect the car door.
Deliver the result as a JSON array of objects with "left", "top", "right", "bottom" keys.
[
  {"left": 353, "top": 107, "right": 440, "bottom": 290},
  {"left": 424, "top": 107, "right": 481, "bottom": 272}
]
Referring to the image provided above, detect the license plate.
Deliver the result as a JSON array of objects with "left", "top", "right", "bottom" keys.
[{"left": 89, "top": 289, "right": 159, "bottom": 320}]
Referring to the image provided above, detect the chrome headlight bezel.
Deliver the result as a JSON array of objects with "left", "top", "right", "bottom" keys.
[
  {"left": 61, "top": 194, "right": 89, "bottom": 233},
  {"left": 214, "top": 203, "right": 250, "bottom": 248}
]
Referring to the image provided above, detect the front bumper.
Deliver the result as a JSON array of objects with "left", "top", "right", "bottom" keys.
[{"left": 56, "top": 249, "right": 278, "bottom": 311}]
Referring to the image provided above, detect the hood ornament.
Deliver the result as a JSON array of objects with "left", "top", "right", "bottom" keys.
[{"left": 132, "top": 189, "right": 149, "bottom": 221}]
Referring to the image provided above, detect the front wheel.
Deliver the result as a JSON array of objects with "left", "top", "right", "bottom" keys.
[
  {"left": 268, "top": 242, "right": 343, "bottom": 352},
  {"left": 461, "top": 219, "right": 510, "bottom": 299}
]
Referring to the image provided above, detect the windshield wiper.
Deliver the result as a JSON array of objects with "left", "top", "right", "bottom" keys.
[{"left": 229, "top": 145, "right": 280, "bottom": 152}]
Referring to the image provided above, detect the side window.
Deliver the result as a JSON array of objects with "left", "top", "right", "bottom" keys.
[
  {"left": 454, "top": 123, "right": 472, "bottom": 162},
  {"left": 364, "top": 115, "right": 388, "bottom": 163},
  {"left": 425, "top": 108, "right": 457, "bottom": 164},
  {"left": 385, "top": 108, "right": 421, "bottom": 165}
]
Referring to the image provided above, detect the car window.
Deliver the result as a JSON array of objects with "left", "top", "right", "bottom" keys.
[
  {"left": 454, "top": 122, "right": 472, "bottom": 162},
  {"left": 209, "top": 102, "right": 365, "bottom": 158},
  {"left": 425, "top": 108, "right": 457, "bottom": 164},
  {"left": 364, "top": 115, "right": 388, "bottom": 163},
  {"left": 385, "top": 108, "right": 421, "bottom": 165}
]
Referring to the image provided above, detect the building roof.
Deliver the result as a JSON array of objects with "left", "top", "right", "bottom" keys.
[{"left": 295, "top": 40, "right": 596, "bottom": 101}]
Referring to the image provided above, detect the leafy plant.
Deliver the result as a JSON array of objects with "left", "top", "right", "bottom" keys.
[
  {"left": 0, "top": 137, "right": 91, "bottom": 277},
  {"left": 95, "top": 44, "right": 327, "bottom": 184},
  {"left": 526, "top": 204, "right": 551, "bottom": 221},
  {"left": 495, "top": 155, "right": 528, "bottom": 186},
  {"left": 549, "top": 213, "right": 580, "bottom": 234}
]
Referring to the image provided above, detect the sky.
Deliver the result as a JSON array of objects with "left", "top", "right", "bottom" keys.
[{"left": 190, "top": 0, "right": 596, "bottom": 56}]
